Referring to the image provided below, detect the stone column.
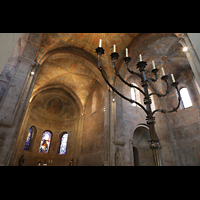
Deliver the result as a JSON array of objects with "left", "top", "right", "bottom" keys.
[
  {"left": 0, "top": 33, "right": 22, "bottom": 73},
  {"left": 0, "top": 56, "right": 40, "bottom": 165},
  {"left": 103, "top": 89, "right": 110, "bottom": 166},
  {"left": 179, "top": 34, "right": 200, "bottom": 87}
]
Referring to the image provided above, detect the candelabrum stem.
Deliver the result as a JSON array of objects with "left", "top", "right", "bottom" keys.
[{"left": 95, "top": 47, "right": 181, "bottom": 166}]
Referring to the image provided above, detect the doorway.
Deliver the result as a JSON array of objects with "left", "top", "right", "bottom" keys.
[
  {"left": 132, "top": 126, "right": 154, "bottom": 166},
  {"left": 133, "top": 147, "right": 139, "bottom": 166}
]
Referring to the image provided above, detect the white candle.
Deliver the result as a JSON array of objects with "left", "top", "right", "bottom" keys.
[
  {"left": 139, "top": 54, "right": 142, "bottom": 61},
  {"left": 171, "top": 74, "right": 175, "bottom": 82},
  {"left": 113, "top": 45, "right": 116, "bottom": 52},
  {"left": 152, "top": 60, "right": 156, "bottom": 69},
  {"left": 99, "top": 39, "right": 102, "bottom": 47},
  {"left": 126, "top": 48, "right": 128, "bottom": 57},
  {"left": 161, "top": 67, "right": 165, "bottom": 76}
]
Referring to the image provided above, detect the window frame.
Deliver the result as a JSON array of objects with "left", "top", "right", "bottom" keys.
[
  {"left": 91, "top": 90, "right": 98, "bottom": 114},
  {"left": 24, "top": 126, "right": 36, "bottom": 151},
  {"left": 38, "top": 130, "right": 52, "bottom": 153},
  {"left": 131, "top": 87, "right": 136, "bottom": 106},
  {"left": 179, "top": 86, "right": 193, "bottom": 109},
  {"left": 58, "top": 132, "right": 69, "bottom": 155}
]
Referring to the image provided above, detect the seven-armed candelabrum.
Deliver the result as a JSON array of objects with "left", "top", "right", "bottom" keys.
[{"left": 95, "top": 40, "right": 181, "bottom": 166}]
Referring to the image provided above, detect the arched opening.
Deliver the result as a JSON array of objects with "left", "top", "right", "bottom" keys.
[
  {"left": 24, "top": 126, "right": 36, "bottom": 151},
  {"left": 132, "top": 147, "right": 139, "bottom": 166},
  {"left": 132, "top": 126, "right": 155, "bottom": 166},
  {"left": 91, "top": 90, "right": 98, "bottom": 114},
  {"left": 58, "top": 132, "right": 69, "bottom": 155},
  {"left": 39, "top": 131, "right": 52, "bottom": 153},
  {"left": 10, "top": 43, "right": 106, "bottom": 166},
  {"left": 180, "top": 87, "right": 193, "bottom": 109},
  {"left": 131, "top": 87, "right": 136, "bottom": 106}
]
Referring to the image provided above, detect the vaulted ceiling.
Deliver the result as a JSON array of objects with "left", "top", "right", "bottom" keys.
[
  {"left": 32, "top": 33, "right": 141, "bottom": 110},
  {"left": 31, "top": 33, "right": 189, "bottom": 111}
]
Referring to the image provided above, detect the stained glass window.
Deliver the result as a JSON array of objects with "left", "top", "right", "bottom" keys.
[
  {"left": 131, "top": 88, "right": 136, "bottom": 106},
  {"left": 24, "top": 126, "right": 34, "bottom": 150},
  {"left": 39, "top": 131, "right": 52, "bottom": 153},
  {"left": 59, "top": 133, "right": 68, "bottom": 155}
]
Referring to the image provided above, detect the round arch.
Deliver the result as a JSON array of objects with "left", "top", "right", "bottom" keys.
[
  {"left": 58, "top": 132, "right": 69, "bottom": 155},
  {"left": 39, "top": 130, "right": 53, "bottom": 153},
  {"left": 132, "top": 125, "right": 156, "bottom": 166},
  {"left": 37, "top": 46, "right": 108, "bottom": 90},
  {"left": 30, "top": 84, "right": 83, "bottom": 116}
]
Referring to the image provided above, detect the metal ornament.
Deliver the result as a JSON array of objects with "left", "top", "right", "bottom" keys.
[{"left": 95, "top": 46, "right": 181, "bottom": 166}]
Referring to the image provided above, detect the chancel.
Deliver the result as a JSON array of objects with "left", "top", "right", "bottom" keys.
[{"left": 0, "top": 33, "right": 200, "bottom": 166}]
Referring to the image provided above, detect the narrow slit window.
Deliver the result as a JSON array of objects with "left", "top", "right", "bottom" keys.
[
  {"left": 180, "top": 87, "right": 193, "bottom": 109},
  {"left": 24, "top": 126, "right": 35, "bottom": 150},
  {"left": 131, "top": 88, "right": 136, "bottom": 106},
  {"left": 59, "top": 133, "right": 68, "bottom": 155}
]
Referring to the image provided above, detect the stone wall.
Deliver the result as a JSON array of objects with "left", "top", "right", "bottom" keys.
[
  {"left": 78, "top": 81, "right": 105, "bottom": 166},
  {"left": 165, "top": 68, "right": 200, "bottom": 165},
  {"left": 115, "top": 71, "right": 175, "bottom": 166},
  {"left": 0, "top": 33, "right": 29, "bottom": 103},
  {"left": 115, "top": 64, "right": 200, "bottom": 166},
  {"left": 0, "top": 33, "right": 42, "bottom": 166},
  {"left": 0, "top": 33, "right": 22, "bottom": 73}
]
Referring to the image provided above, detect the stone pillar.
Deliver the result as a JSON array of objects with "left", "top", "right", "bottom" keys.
[
  {"left": 187, "top": 33, "right": 200, "bottom": 62},
  {"left": 0, "top": 57, "right": 40, "bottom": 165},
  {"left": 0, "top": 33, "right": 22, "bottom": 74},
  {"left": 103, "top": 89, "right": 110, "bottom": 166},
  {"left": 110, "top": 90, "right": 116, "bottom": 166},
  {"left": 103, "top": 88, "right": 117, "bottom": 166},
  {"left": 179, "top": 34, "right": 200, "bottom": 87}
]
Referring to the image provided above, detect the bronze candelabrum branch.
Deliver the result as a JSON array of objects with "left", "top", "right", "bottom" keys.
[{"left": 95, "top": 46, "right": 181, "bottom": 166}]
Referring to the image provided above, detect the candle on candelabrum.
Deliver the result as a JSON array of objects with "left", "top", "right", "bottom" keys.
[
  {"left": 161, "top": 67, "right": 165, "bottom": 76},
  {"left": 99, "top": 39, "right": 102, "bottom": 47},
  {"left": 139, "top": 54, "right": 142, "bottom": 61},
  {"left": 113, "top": 45, "right": 116, "bottom": 52},
  {"left": 152, "top": 60, "right": 156, "bottom": 69},
  {"left": 126, "top": 48, "right": 128, "bottom": 57},
  {"left": 171, "top": 74, "right": 175, "bottom": 82}
]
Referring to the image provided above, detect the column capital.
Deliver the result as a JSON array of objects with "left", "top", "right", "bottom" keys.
[
  {"left": 178, "top": 38, "right": 187, "bottom": 47},
  {"left": 18, "top": 56, "right": 36, "bottom": 66}
]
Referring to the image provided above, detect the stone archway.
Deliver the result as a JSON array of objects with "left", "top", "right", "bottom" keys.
[{"left": 132, "top": 126, "right": 154, "bottom": 166}]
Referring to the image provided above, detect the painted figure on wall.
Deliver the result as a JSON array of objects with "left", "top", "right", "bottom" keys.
[{"left": 47, "top": 98, "right": 62, "bottom": 114}]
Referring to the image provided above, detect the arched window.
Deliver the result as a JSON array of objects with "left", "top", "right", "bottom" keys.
[
  {"left": 24, "top": 126, "right": 36, "bottom": 150},
  {"left": 131, "top": 88, "right": 136, "bottom": 106},
  {"left": 180, "top": 87, "right": 193, "bottom": 109},
  {"left": 91, "top": 90, "right": 97, "bottom": 114},
  {"left": 59, "top": 133, "right": 68, "bottom": 155},
  {"left": 39, "top": 131, "right": 52, "bottom": 153}
]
